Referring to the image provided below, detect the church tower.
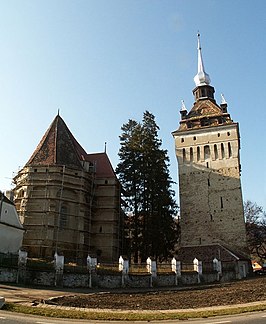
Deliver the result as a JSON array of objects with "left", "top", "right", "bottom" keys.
[{"left": 172, "top": 34, "right": 247, "bottom": 256}]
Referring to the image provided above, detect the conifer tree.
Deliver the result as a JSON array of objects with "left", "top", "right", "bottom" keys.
[{"left": 116, "top": 111, "right": 178, "bottom": 262}]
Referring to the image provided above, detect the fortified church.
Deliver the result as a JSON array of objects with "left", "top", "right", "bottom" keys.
[
  {"left": 172, "top": 34, "right": 250, "bottom": 275},
  {"left": 9, "top": 34, "right": 250, "bottom": 273},
  {"left": 12, "top": 115, "right": 122, "bottom": 262}
]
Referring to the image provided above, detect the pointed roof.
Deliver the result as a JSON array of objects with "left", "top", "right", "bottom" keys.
[
  {"left": 26, "top": 115, "right": 87, "bottom": 169},
  {"left": 86, "top": 152, "right": 116, "bottom": 178},
  {"left": 180, "top": 100, "right": 187, "bottom": 112},
  {"left": 173, "top": 34, "right": 234, "bottom": 132},
  {"left": 194, "top": 33, "right": 211, "bottom": 87}
]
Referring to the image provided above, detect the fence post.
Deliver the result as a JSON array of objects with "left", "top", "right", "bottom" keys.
[
  {"left": 119, "top": 256, "right": 129, "bottom": 287},
  {"left": 193, "top": 258, "right": 202, "bottom": 283},
  {"left": 87, "top": 255, "right": 97, "bottom": 288},
  {"left": 213, "top": 258, "right": 222, "bottom": 281},
  {"left": 147, "top": 257, "right": 157, "bottom": 287},
  {"left": 54, "top": 252, "right": 64, "bottom": 287},
  {"left": 171, "top": 257, "right": 181, "bottom": 285},
  {"left": 17, "top": 250, "right": 27, "bottom": 284}
]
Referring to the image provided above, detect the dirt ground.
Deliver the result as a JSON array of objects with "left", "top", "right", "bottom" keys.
[{"left": 47, "top": 276, "right": 266, "bottom": 310}]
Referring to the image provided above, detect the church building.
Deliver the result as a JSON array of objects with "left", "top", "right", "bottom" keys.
[
  {"left": 172, "top": 34, "right": 250, "bottom": 275},
  {"left": 12, "top": 114, "right": 122, "bottom": 262}
]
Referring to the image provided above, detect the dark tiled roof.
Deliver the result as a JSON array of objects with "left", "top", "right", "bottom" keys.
[
  {"left": 177, "top": 244, "right": 249, "bottom": 263},
  {"left": 26, "top": 115, "right": 87, "bottom": 169},
  {"left": 86, "top": 152, "right": 116, "bottom": 178},
  {"left": 177, "top": 99, "right": 233, "bottom": 132},
  {"left": 1, "top": 192, "right": 14, "bottom": 206},
  {"left": 188, "top": 99, "right": 223, "bottom": 119}
]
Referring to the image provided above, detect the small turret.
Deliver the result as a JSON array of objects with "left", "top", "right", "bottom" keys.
[
  {"left": 220, "top": 94, "right": 228, "bottom": 113},
  {"left": 180, "top": 100, "right": 187, "bottom": 120}
]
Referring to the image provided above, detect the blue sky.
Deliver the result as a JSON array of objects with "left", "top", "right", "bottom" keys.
[{"left": 0, "top": 0, "right": 265, "bottom": 210}]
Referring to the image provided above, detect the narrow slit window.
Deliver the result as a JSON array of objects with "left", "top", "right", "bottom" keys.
[
  {"left": 208, "top": 179, "right": 210, "bottom": 186},
  {"left": 197, "top": 146, "right": 200, "bottom": 161},
  {"left": 182, "top": 148, "right": 186, "bottom": 162},
  {"left": 214, "top": 144, "right": 218, "bottom": 160},
  {"left": 221, "top": 143, "right": 225, "bottom": 159},
  {"left": 228, "top": 142, "right": 232, "bottom": 158},
  {"left": 220, "top": 197, "right": 224, "bottom": 209},
  {"left": 190, "top": 147, "right": 193, "bottom": 162}
]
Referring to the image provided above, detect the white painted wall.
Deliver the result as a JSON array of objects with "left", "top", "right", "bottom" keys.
[{"left": 0, "top": 197, "right": 24, "bottom": 253}]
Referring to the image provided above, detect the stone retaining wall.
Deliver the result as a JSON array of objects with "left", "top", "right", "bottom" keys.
[{"left": 0, "top": 267, "right": 237, "bottom": 288}]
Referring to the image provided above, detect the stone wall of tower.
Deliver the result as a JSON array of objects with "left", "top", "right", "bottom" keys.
[{"left": 174, "top": 123, "right": 247, "bottom": 252}]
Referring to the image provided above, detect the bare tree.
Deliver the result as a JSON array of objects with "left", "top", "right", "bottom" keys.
[{"left": 245, "top": 200, "right": 266, "bottom": 260}]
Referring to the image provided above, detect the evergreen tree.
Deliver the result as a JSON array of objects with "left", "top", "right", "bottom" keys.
[{"left": 116, "top": 111, "right": 178, "bottom": 262}]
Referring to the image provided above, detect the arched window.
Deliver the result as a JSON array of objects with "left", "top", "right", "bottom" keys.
[
  {"left": 18, "top": 189, "right": 25, "bottom": 198},
  {"left": 204, "top": 145, "right": 210, "bottom": 160},
  {"left": 197, "top": 146, "right": 200, "bottom": 161}
]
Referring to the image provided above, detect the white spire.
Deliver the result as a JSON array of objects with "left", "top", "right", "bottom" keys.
[
  {"left": 194, "top": 33, "right": 211, "bottom": 87},
  {"left": 221, "top": 93, "right": 227, "bottom": 104},
  {"left": 180, "top": 100, "right": 187, "bottom": 111}
]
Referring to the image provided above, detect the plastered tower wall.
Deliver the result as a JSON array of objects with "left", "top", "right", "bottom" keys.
[
  {"left": 174, "top": 123, "right": 246, "bottom": 251},
  {"left": 172, "top": 34, "right": 247, "bottom": 254},
  {"left": 91, "top": 177, "right": 121, "bottom": 262},
  {"left": 13, "top": 165, "right": 94, "bottom": 259}
]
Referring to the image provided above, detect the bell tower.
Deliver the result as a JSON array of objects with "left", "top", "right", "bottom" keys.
[{"left": 172, "top": 34, "right": 247, "bottom": 255}]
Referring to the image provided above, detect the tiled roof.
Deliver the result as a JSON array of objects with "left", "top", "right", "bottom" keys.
[
  {"left": 177, "top": 98, "right": 233, "bottom": 132},
  {"left": 26, "top": 115, "right": 87, "bottom": 169},
  {"left": 177, "top": 244, "right": 249, "bottom": 262},
  {"left": 86, "top": 152, "right": 116, "bottom": 178},
  {"left": 1, "top": 193, "right": 14, "bottom": 206},
  {"left": 188, "top": 99, "right": 223, "bottom": 119}
]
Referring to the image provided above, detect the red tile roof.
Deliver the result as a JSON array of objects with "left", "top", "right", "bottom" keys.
[
  {"left": 27, "top": 115, "right": 87, "bottom": 169},
  {"left": 86, "top": 152, "right": 116, "bottom": 178},
  {"left": 26, "top": 115, "right": 117, "bottom": 179}
]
